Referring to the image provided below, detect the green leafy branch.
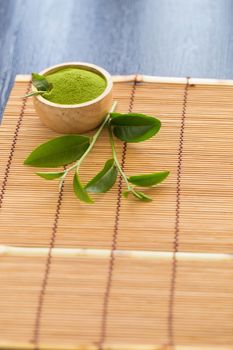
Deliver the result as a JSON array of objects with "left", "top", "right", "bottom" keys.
[
  {"left": 24, "top": 73, "right": 53, "bottom": 98},
  {"left": 24, "top": 102, "right": 170, "bottom": 203}
]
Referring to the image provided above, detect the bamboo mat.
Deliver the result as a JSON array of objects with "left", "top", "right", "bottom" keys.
[{"left": 0, "top": 75, "right": 232, "bottom": 350}]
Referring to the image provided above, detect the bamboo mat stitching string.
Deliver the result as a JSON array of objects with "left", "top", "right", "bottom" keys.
[
  {"left": 1, "top": 77, "right": 233, "bottom": 349},
  {"left": 0, "top": 82, "right": 31, "bottom": 209},
  {"left": 98, "top": 76, "right": 138, "bottom": 350},
  {"left": 31, "top": 178, "right": 65, "bottom": 349},
  {"left": 167, "top": 77, "right": 190, "bottom": 348}
]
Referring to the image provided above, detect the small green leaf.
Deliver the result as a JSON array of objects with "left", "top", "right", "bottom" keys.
[
  {"left": 123, "top": 189, "right": 152, "bottom": 201},
  {"left": 85, "top": 159, "right": 118, "bottom": 193},
  {"left": 123, "top": 190, "right": 130, "bottom": 198},
  {"left": 110, "top": 112, "right": 122, "bottom": 119},
  {"left": 24, "top": 135, "right": 90, "bottom": 167},
  {"left": 128, "top": 171, "right": 170, "bottom": 187},
  {"left": 32, "top": 73, "right": 53, "bottom": 92},
  {"left": 132, "top": 190, "right": 152, "bottom": 202},
  {"left": 110, "top": 113, "right": 161, "bottom": 142},
  {"left": 36, "top": 171, "right": 65, "bottom": 180},
  {"left": 73, "top": 173, "right": 94, "bottom": 204}
]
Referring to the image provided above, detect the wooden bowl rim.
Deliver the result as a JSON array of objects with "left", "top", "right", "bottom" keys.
[{"left": 34, "top": 62, "right": 113, "bottom": 109}]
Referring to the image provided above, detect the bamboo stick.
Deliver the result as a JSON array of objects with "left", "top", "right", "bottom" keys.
[
  {"left": 15, "top": 74, "right": 233, "bottom": 86},
  {"left": 0, "top": 342, "right": 231, "bottom": 350},
  {"left": 0, "top": 245, "right": 232, "bottom": 262},
  {"left": 0, "top": 78, "right": 232, "bottom": 349}
]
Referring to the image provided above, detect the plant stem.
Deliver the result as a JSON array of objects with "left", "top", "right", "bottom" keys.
[
  {"left": 108, "top": 124, "right": 133, "bottom": 192},
  {"left": 24, "top": 91, "right": 45, "bottom": 98},
  {"left": 76, "top": 101, "right": 117, "bottom": 171},
  {"left": 59, "top": 101, "right": 118, "bottom": 187}
]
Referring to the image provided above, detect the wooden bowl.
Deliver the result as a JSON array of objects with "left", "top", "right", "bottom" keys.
[{"left": 33, "top": 62, "right": 113, "bottom": 134}]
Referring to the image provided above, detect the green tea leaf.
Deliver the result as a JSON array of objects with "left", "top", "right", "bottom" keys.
[
  {"left": 123, "top": 190, "right": 130, "bottom": 198},
  {"left": 110, "top": 112, "right": 122, "bottom": 119},
  {"left": 85, "top": 159, "right": 118, "bottom": 193},
  {"left": 132, "top": 190, "right": 152, "bottom": 202},
  {"left": 36, "top": 171, "right": 65, "bottom": 180},
  {"left": 24, "top": 135, "right": 90, "bottom": 167},
  {"left": 128, "top": 171, "right": 170, "bottom": 187},
  {"left": 123, "top": 189, "right": 152, "bottom": 201},
  {"left": 32, "top": 73, "right": 53, "bottom": 92},
  {"left": 110, "top": 113, "right": 161, "bottom": 142},
  {"left": 73, "top": 173, "right": 94, "bottom": 204}
]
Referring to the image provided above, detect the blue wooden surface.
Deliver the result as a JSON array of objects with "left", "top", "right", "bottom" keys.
[{"left": 1, "top": 0, "right": 233, "bottom": 117}]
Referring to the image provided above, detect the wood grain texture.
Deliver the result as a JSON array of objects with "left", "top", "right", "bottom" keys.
[
  {"left": 1, "top": 0, "right": 233, "bottom": 117},
  {"left": 1, "top": 78, "right": 233, "bottom": 253},
  {"left": 0, "top": 255, "right": 232, "bottom": 349},
  {"left": 0, "top": 77, "right": 232, "bottom": 349}
]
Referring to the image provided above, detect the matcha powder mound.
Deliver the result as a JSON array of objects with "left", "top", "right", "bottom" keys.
[{"left": 43, "top": 67, "right": 107, "bottom": 105}]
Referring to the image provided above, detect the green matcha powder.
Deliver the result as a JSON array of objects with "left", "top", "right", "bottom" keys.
[{"left": 43, "top": 67, "right": 107, "bottom": 105}]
